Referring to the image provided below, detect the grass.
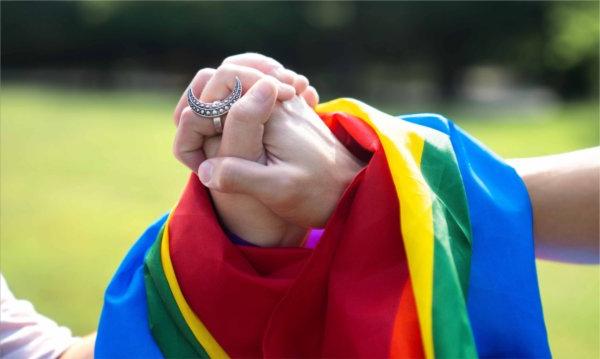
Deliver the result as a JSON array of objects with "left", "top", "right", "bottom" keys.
[{"left": 1, "top": 85, "right": 598, "bottom": 358}]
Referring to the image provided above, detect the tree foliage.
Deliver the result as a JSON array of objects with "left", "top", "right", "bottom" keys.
[{"left": 1, "top": 1, "right": 597, "bottom": 98}]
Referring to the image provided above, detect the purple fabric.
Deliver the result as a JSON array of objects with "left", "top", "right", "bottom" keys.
[
  {"left": 226, "top": 229, "right": 258, "bottom": 247},
  {"left": 227, "top": 229, "right": 324, "bottom": 248},
  {"left": 304, "top": 229, "right": 324, "bottom": 248}
]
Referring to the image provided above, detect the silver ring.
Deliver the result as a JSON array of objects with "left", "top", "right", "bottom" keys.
[
  {"left": 187, "top": 76, "right": 242, "bottom": 134},
  {"left": 213, "top": 117, "right": 223, "bottom": 134}
]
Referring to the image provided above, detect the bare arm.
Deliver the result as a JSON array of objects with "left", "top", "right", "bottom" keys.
[
  {"left": 509, "top": 147, "right": 599, "bottom": 263},
  {"left": 60, "top": 333, "right": 95, "bottom": 359}
]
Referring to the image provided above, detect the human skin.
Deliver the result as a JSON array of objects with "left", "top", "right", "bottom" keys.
[
  {"left": 59, "top": 333, "right": 95, "bottom": 359},
  {"left": 173, "top": 54, "right": 361, "bottom": 246},
  {"left": 173, "top": 55, "right": 320, "bottom": 245},
  {"left": 198, "top": 95, "right": 364, "bottom": 229},
  {"left": 509, "top": 147, "right": 600, "bottom": 263},
  {"left": 174, "top": 67, "right": 305, "bottom": 245},
  {"left": 174, "top": 53, "right": 599, "bottom": 263}
]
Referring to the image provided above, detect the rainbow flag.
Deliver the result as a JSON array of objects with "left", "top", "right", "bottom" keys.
[{"left": 96, "top": 99, "right": 550, "bottom": 358}]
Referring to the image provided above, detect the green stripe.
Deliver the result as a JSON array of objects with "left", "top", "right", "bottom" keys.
[
  {"left": 143, "top": 225, "right": 210, "bottom": 358},
  {"left": 420, "top": 138, "right": 477, "bottom": 358}
]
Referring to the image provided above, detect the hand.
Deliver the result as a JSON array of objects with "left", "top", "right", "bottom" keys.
[
  {"left": 173, "top": 54, "right": 319, "bottom": 246},
  {"left": 198, "top": 95, "right": 364, "bottom": 231},
  {"left": 173, "top": 53, "right": 318, "bottom": 129}
]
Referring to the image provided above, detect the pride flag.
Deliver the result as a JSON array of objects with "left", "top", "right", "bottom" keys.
[{"left": 96, "top": 99, "right": 550, "bottom": 358}]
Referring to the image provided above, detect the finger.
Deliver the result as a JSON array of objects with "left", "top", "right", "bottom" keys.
[
  {"left": 198, "top": 157, "right": 280, "bottom": 202},
  {"left": 280, "top": 69, "right": 309, "bottom": 96},
  {"left": 279, "top": 68, "right": 302, "bottom": 94},
  {"left": 173, "top": 68, "right": 215, "bottom": 126},
  {"left": 173, "top": 106, "right": 219, "bottom": 172},
  {"left": 222, "top": 53, "right": 295, "bottom": 86},
  {"left": 218, "top": 78, "right": 277, "bottom": 161},
  {"left": 201, "top": 63, "right": 294, "bottom": 103},
  {"left": 300, "top": 86, "right": 319, "bottom": 108},
  {"left": 293, "top": 74, "right": 309, "bottom": 95},
  {"left": 223, "top": 52, "right": 284, "bottom": 73},
  {"left": 222, "top": 53, "right": 310, "bottom": 96},
  {"left": 202, "top": 135, "right": 221, "bottom": 159}
]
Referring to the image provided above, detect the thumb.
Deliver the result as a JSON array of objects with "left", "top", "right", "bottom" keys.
[
  {"left": 198, "top": 157, "right": 278, "bottom": 200},
  {"left": 218, "top": 78, "right": 278, "bottom": 160}
]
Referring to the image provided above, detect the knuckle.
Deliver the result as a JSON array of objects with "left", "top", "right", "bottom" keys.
[
  {"left": 222, "top": 55, "right": 235, "bottom": 64},
  {"left": 180, "top": 106, "right": 194, "bottom": 117},
  {"left": 215, "top": 159, "right": 237, "bottom": 191},
  {"left": 196, "top": 67, "right": 215, "bottom": 78},
  {"left": 297, "top": 75, "right": 309, "bottom": 87},
  {"left": 223, "top": 53, "right": 284, "bottom": 76},
  {"left": 224, "top": 52, "right": 257, "bottom": 63},
  {"left": 243, "top": 51, "right": 262, "bottom": 58},
  {"left": 216, "top": 63, "right": 237, "bottom": 77},
  {"left": 172, "top": 138, "right": 184, "bottom": 162},
  {"left": 179, "top": 108, "right": 195, "bottom": 128},
  {"left": 274, "top": 172, "right": 305, "bottom": 206},
  {"left": 265, "top": 57, "right": 282, "bottom": 68},
  {"left": 227, "top": 101, "right": 252, "bottom": 122},
  {"left": 263, "top": 61, "right": 283, "bottom": 73},
  {"left": 223, "top": 53, "right": 245, "bottom": 64}
]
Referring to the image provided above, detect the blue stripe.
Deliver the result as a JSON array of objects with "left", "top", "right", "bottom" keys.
[
  {"left": 95, "top": 214, "right": 168, "bottom": 359},
  {"left": 97, "top": 113, "right": 551, "bottom": 358},
  {"left": 402, "top": 114, "right": 551, "bottom": 358}
]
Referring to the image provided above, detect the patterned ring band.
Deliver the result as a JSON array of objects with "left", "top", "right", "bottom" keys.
[{"left": 187, "top": 76, "right": 242, "bottom": 133}]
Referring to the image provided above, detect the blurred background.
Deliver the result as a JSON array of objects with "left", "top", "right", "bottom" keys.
[{"left": 1, "top": 1, "right": 598, "bottom": 357}]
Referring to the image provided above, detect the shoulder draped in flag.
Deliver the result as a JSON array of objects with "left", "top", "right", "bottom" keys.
[{"left": 96, "top": 98, "right": 550, "bottom": 358}]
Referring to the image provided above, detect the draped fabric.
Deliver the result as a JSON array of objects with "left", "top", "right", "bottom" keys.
[{"left": 96, "top": 99, "right": 550, "bottom": 358}]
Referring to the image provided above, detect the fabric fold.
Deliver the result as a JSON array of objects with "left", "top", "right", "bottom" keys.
[{"left": 95, "top": 98, "right": 550, "bottom": 358}]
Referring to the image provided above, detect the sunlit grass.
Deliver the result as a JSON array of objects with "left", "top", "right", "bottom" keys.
[{"left": 1, "top": 85, "right": 598, "bottom": 358}]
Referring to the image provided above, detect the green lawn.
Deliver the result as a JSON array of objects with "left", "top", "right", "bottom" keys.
[{"left": 1, "top": 85, "right": 598, "bottom": 358}]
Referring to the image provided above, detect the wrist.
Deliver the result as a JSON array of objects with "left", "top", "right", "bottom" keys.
[
  {"left": 212, "top": 190, "right": 308, "bottom": 247},
  {"left": 317, "top": 147, "right": 365, "bottom": 227},
  {"left": 334, "top": 141, "right": 366, "bottom": 195}
]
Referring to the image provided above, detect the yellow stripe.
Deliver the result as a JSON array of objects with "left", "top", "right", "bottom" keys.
[
  {"left": 160, "top": 211, "right": 230, "bottom": 359},
  {"left": 317, "top": 98, "right": 441, "bottom": 359}
]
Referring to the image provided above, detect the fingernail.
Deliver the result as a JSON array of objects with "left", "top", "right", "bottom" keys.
[
  {"left": 252, "top": 80, "right": 274, "bottom": 103},
  {"left": 198, "top": 161, "right": 213, "bottom": 186}
]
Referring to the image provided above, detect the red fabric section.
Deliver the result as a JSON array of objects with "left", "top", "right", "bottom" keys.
[
  {"left": 321, "top": 112, "right": 380, "bottom": 152},
  {"left": 320, "top": 112, "right": 378, "bottom": 163},
  {"left": 168, "top": 181, "right": 309, "bottom": 356},
  {"left": 169, "top": 113, "right": 424, "bottom": 358}
]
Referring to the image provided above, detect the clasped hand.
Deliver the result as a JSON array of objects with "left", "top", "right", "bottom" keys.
[{"left": 172, "top": 53, "right": 363, "bottom": 247}]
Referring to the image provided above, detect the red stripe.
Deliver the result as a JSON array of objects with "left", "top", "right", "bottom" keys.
[
  {"left": 169, "top": 113, "right": 423, "bottom": 357},
  {"left": 168, "top": 177, "right": 306, "bottom": 357},
  {"left": 328, "top": 112, "right": 424, "bottom": 358}
]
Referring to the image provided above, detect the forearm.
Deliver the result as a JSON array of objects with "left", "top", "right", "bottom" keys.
[
  {"left": 509, "top": 147, "right": 600, "bottom": 263},
  {"left": 60, "top": 333, "right": 95, "bottom": 359}
]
